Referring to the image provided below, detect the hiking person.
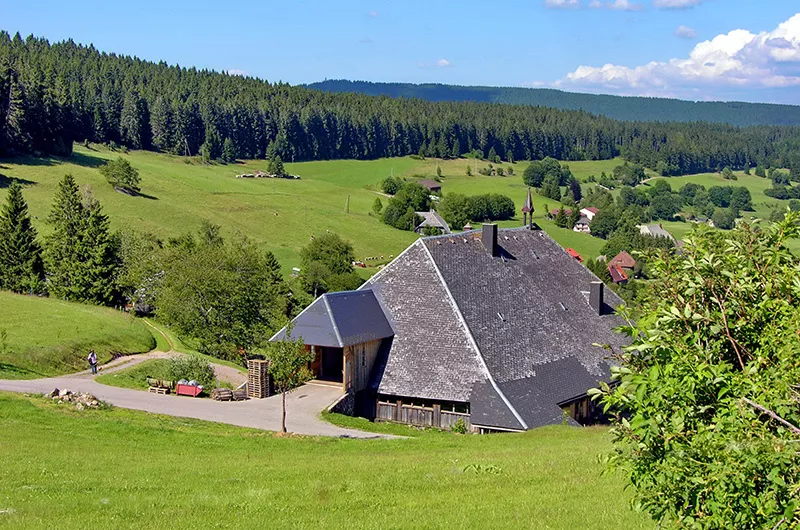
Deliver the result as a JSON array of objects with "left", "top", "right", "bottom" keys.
[{"left": 87, "top": 350, "right": 98, "bottom": 375}]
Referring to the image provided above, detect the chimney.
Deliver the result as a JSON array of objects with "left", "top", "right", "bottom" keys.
[
  {"left": 590, "top": 281, "right": 604, "bottom": 316},
  {"left": 481, "top": 223, "right": 498, "bottom": 257}
]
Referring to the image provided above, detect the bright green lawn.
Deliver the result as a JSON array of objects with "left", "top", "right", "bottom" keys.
[
  {"left": 0, "top": 291, "right": 155, "bottom": 379},
  {"left": 94, "top": 358, "right": 172, "bottom": 390},
  {"left": 0, "top": 146, "right": 625, "bottom": 269},
  {"left": 0, "top": 393, "right": 652, "bottom": 529}
]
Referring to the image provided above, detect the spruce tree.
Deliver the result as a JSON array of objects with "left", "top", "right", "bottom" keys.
[
  {"left": 44, "top": 175, "right": 117, "bottom": 304},
  {"left": 0, "top": 182, "right": 44, "bottom": 293},
  {"left": 222, "top": 137, "right": 236, "bottom": 163},
  {"left": 81, "top": 197, "right": 118, "bottom": 305}
]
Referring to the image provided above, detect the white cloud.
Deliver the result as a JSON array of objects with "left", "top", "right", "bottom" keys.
[
  {"left": 674, "top": 25, "right": 697, "bottom": 39},
  {"left": 552, "top": 13, "right": 800, "bottom": 94},
  {"left": 587, "top": 0, "right": 642, "bottom": 10},
  {"left": 419, "top": 58, "right": 453, "bottom": 69},
  {"left": 653, "top": 0, "right": 704, "bottom": 9},
  {"left": 368, "top": 11, "right": 378, "bottom": 17},
  {"left": 226, "top": 69, "right": 248, "bottom": 76},
  {"left": 606, "top": 0, "right": 642, "bottom": 10},
  {"left": 544, "top": 0, "right": 579, "bottom": 8}
]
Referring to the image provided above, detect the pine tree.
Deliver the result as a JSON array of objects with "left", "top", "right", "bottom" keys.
[
  {"left": 80, "top": 196, "right": 118, "bottom": 305},
  {"left": 120, "top": 89, "right": 149, "bottom": 149},
  {"left": 568, "top": 176, "right": 583, "bottom": 203},
  {"left": 555, "top": 207, "right": 568, "bottom": 228},
  {"left": 0, "top": 182, "right": 44, "bottom": 293},
  {"left": 44, "top": 174, "right": 88, "bottom": 301},
  {"left": 5, "top": 72, "right": 31, "bottom": 151},
  {"left": 372, "top": 197, "right": 383, "bottom": 215},
  {"left": 44, "top": 176, "right": 118, "bottom": 304},
  {"left": 268, "top": 155, "right": 286, "bottom": 177},
  {"left": 222, "top": 137, "right": 236, "bottom": 163}
]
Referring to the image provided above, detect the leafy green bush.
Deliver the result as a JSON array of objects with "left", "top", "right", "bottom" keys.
[
  {"left": 169, "top": 355, "right": 215, "bottom": 389},
  {"left": 451, "top": 418, "right": 468, "bottom": 434},
  {"left": 598, "top": 213, "right": 800, "bottom": 528}
]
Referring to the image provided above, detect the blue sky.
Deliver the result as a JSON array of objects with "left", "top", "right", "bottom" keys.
[{"left": 2, "top": 0, "right": 799, "bottom": 104}]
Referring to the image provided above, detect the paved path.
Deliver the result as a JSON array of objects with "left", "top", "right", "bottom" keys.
[{"left": 0, "top": 361, "right": 389, "bottom": 439}]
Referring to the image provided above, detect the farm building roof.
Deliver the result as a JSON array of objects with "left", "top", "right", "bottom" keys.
[
  {"left": 582, "top": 206, "right": 599, "bottom": 215},
  {"left": 609, "top": 251, "right": 636, "bottom": 269},
  {"left": 415, "top": 210, "right": 451, "bottom": 233},
  {"left": 638, "top": 223, "right": 677, "bottom": 243},
  {"left": 608, "top": 264, "right": 629, "bottom": 284},
  {"left": 575, "top": 216, "right": 591, "bottom": 226},
  {"left": 362, "top": 227, "right": 627, "bottom": 430},
  {"left": 271, "top": 290, "right": 394, "bottom": 348},
  {"left": 417, "top": 179, "right": 441, "bottom": 191}
]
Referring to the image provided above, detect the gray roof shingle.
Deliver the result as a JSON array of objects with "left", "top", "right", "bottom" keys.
[
  {"left": 424, "top": 229, "right": 626, "bottom": 384},
  {"left": 272, "top": 289, "right": 394, "bottom": 348},
  {"left": 362, "top": 241, "right": 488, "bottom": 402}
]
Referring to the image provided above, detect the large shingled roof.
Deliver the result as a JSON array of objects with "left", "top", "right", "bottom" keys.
[{"left": 365, "top": 227, "right": 628, "bottom": 430}]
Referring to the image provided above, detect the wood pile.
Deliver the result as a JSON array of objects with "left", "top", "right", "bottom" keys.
[
  {"left": 211, "top": 388, "right": 232, "bottom": 401},
  {"left": 146, "top": 377, "right": 174, "bottom": 389},
  {"left": 247, "top": 359, "right": 273, "bottom": 399},
  {"left": 211, "top": 387, "right": 249, "bottom": 401}
]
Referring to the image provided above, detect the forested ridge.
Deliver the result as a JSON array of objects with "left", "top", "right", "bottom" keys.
[
  {"left": 308, "top": 80, "right": 800, "bottom": 127},
  {"left": 2, "top": 31, "right": 800, "bottom": 175}
]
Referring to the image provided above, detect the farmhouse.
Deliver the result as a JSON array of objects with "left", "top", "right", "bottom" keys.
[
  {"left": 573, "top": 215, "right": 591, "bottom": 234},
  {"left": 580, "top": 206, "right": 599, "bottom": 220},
  {"left": 638, "top": 223, "right": 677, "bottom": 244},
  {"left": 273, "top": 224, "right": 626, "bottom": 432},
  {"left": 417, "top": 179, "right": 442, "bottom": 194}
]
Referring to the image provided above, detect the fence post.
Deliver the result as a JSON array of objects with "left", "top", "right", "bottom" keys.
[
  {"left": 433, "top": 404, "right": 441, "bottom": 428},
  {"left": 395, "top": 399, "right": 402, "bottom": 422}
]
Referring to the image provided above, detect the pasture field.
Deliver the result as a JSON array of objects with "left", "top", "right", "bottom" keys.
[
  {"left": 0, "top": 392, "right": 652, "bottom": 529},
  {"left": 0, "top": 291, "right": 155, "bottom": 379},
  {"left": 0, "top": 146, "right": 621, "bottom": 270}
]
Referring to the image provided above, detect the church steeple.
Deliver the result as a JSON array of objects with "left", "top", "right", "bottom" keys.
[{"left": 522, "top": 187, "right": 534, "bottom": 229}]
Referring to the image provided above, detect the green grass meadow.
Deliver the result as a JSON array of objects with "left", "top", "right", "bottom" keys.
[
  {"left": 0, "top": 291, "right": 155, "bottom": 379},
  {"left": 94, "top": 358, "right": 172, "bottom": 390},
  {"left": 0, "top": 146, "right": 623, "bottom": 270},
  {"left": 0, "top": 393, "right": 652, "bottom": 529}
]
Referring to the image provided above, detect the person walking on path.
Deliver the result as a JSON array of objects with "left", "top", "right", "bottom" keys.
[{"left": 87, "top": 350, "right": 98, "bottom": 375}]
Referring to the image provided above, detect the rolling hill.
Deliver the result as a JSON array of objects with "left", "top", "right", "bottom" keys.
[{"left": 306, "top": 80, "right": 800, "bottom": 127}]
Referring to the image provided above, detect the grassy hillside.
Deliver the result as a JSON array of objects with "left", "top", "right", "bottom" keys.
[
  {"left": 307, "top": 80, "right": 800, "bottom": 126},
  {"left": 0, "top": 144, "right": 613, "bottom": 268},
  {"left": 0, "top": 393, "right": 652, "bottom": 529},
  {"left": 0, "top": 292, "right": 155, "bottom": 379}
]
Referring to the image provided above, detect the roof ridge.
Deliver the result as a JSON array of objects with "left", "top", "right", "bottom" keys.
[
  {"left": 322, "top": 295, "right": 344, "bottom": 348},
  {"left": 269, "top": 293, "right": 322, "bottom": 342},
  {"left": 361, "top": 239, "right": 423, "bottom": 288},
  {"left": 420, "top": 241, "right": 529, "bottom": 430}
]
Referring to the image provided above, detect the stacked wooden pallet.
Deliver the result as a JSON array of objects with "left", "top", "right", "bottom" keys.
[
  {"left": 247, "top": 359, "right": 272, "bottom": 399},
  {"left": 148, "top": 386, "right": 169, "bottom": 395}
]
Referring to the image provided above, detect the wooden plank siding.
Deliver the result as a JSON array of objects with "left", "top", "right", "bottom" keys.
[
  {"left": 376, "top": 401, "right": 471, "bottom": 431},
  {"left": 345, "top": 339, "right": 383, "bottom": 393}
]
